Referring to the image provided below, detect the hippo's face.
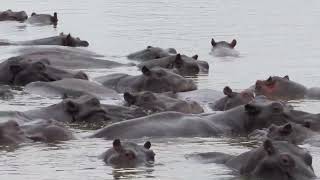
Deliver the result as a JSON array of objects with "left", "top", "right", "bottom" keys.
[
  {"left": 0, "top": 120, "right": 29, "bottom": 146},
  {"left": 124, "top": 91, "right": 163, "bottom": 112},
  {"left": 60, "top": 33, "right": 89, "bottom": 47},
  {"left": 0, "top": 10, "right": 28, "bottom": 22},
  {"left": 252, "top": 140, "right": 315, "bottom": 180},
  {"left": 127, "top": 46, "right": 177, "bottom": 60},
  {"left": 104, "top": 139, "right": 155, "bottom": 168},
  {"left": 211, "top": 38, "right": 237, "bottom": 49},
  {"left": 62, "top": 95, "right": 109, "bottom": 124},
  {"left": 172, "top": 54, "right": 200, "bottom": 76},
  {"left": 213, "top": 86, "right": 254, "bottom": 111},
  {"left": 255, "top": 75, "right": 307, "bottom": 100},
  {"left": 139, "top": 67, "right": 197, "bottom": 93}
]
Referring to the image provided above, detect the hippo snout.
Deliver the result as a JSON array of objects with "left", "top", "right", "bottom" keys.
[
  {"left": 80, "top": 41, "right": 89, "bottom": 47},
  {"left": 255, "top": 80, "right": 263, "bottom": 90}
]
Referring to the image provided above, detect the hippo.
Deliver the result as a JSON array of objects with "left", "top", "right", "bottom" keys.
[
  {"left": 0, "top": 10, "right": 28, "bottom": 22},
  {"left": 25, "top": 78, "right": 120, "bottom": 100},
  {"left": 100, "top": 139, "right": 155, "bottom": 168},
  {"left": 189, "top": 140, "right": 315, "bottom": 180},
  {"left": 26, "top": 12, "right": 58, "bottom": 26},
  {"left": 137, "top": 54, "right": 209, "bottom": 76},
  {"left": 16, "top": 46, "right": 130, "bottom": 69},
  {"left": 0, "top": 56, "right": 88, "bottom": 86},
  {"left": 127, "top": 46, "right": 177, "bottom": 61},
  {"left": 210, "top": 38, "right": 239, "bottom": 57},
  {"left": 0, "top": 120, "right": 30, "bottom": 146},
  {"left": 91, "top": 99, "right": 291, "bottom": 139},
  {"left": 124, "top": 91, "right": 204, "bottom": 114},
  {"left": 0, "top": 85, "right": 14, "bottom": 99},
  {"left": 0, "top": 33, "right": 89, "bottom": 47},
  {"left": 255, "top": 75, "right": 320, "bottom": 100},
  {"left": 95, "top": 66, "right": 197, "bottom": 93},
  {"left": 209, "top": 86, "right": 254, "bottom": 111}
]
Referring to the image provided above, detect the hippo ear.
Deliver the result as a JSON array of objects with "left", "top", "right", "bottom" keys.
[
  {"left": 9, "top": 64, "right": 23, "bottom": 74},
  {"left": 230, "top": 39, "right": 237, "bottom": 48},
  {"left": 223, "top": 86, "right": 233, "bottom": 97},
  {"left": 53, "top": 12, "right": 57, "bottom": 19},
  {"left": 141, "top": 66, "right": 151, "bottom": 76},
  {"left": 280, "top": 123, "right": 292, "bottom": 135},
  {"left": 123, "top": 92, "right": 136, "bottom": 105},
  {"left": 211, "top": 38, "right": 216, "bottom": 46},
  {"left": 144, "top": 141, "right": 151, "bottom": 149},
  {"left": 263, "top": 139, "right": 275, "bottom": 155},
  {"left": 283, "top": 75, "right": 290, "bottom": 80},
  {"left": 113, "top": 139, "right": 122, "bottom": 152},
  {"left": 192, "top": 55, "right": 198, "bottom": 60},
  {"left": 244, "top": 104, "right": 260, "bottom": 115},
  {"left": 174, "top": 54, "right": 183, "bottom": 68}
]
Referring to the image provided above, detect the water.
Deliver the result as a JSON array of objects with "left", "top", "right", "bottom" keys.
[{"left": 0, "top": 0, "right": 320, "bottom": 179}]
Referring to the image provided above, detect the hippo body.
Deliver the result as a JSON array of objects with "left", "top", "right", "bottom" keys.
[
  {"left": 0, "top": 57, "right": 88, "bottom": 86},
  {"left": 0, "top": 33, "right": 89, "bottom": 47},
  {"left": 127, "top": 46, "right": 177, "bottom": 61},
  {"left": 124, "top": 91, "right": 204, "bottom": 114},
  {"left": 210, "top": 38, "right": 239, "bottom": 57},
  {"left": 0, "top": 10, "right": 28, "bottom": 22},
  {"left": 26, "top": 12, "right": 58, "bottom": 25},
  {"left": 190, "top": 140, "right": 315, "bottom": 180},
  {"left": 95, "top": 67, "right": 197, "bottom": 93},
  {"left": 100, "top": 139, "right": 155, "bottom": 168},
  {"left": 137, "top": 54, "right": 209, "bottom": 76}
]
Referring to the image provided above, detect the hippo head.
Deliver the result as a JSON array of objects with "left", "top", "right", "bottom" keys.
[
  {"left": 0, "top": 120, "right": 29, "bottom": 146},
  {"left": 172, "top": 54, "right": 200, "bottom": 75},
  {"left": 250, "top": 140, "right": 315, "bottom": 180},
  {"left": 105, "top": 139, "right": 155, "bottom": 167},
  {"left": 255, "top": 75, "right": 308, "bottom": 100},
  {"left": 60, "top": 33, "right": 89, "bottom": 47},
  {"left": 139, "top": 67, "right": 197, "bottom": 93},
  {"left": 213, "top": 86, "right": 254, "bottom": 111},
  {"left": 62, "top": 95, "right": 109, "bottom": 125},
  {"left": 127, "top": 46, "right": 177, "bottom": 60},
  {"left": 0, "top": 10, "right": 28, "bottom": 22},
  {"left": 211, "top": 38, "right": 237, "bottom": 49},
  {"left": 124, "top": 91, "right": 164, "bottom": 112}
]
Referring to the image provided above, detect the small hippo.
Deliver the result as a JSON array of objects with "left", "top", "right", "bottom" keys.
[
  {"left": 27, "top": 12, "right": 58, "bottom": 26},
  {"left": 127, "top": 46, "right": 177, "bottom": 61},
  {"left": 95, "top": 66, "right": 197, "bottom": 93},
  {"left": 189, "top": 140, "right": 315, "bottom": 180},
  {"left": 100, "top": 139, "right": 155, "bottom": 168},
  {"left": 0, "top": 120, "right": 30, "bottom": 146},
  {"left": 124, "top": 91, "right": 204, "bottom": 114},
  {"left": 137, "top": 54, "right": 209, "bottom": 76},
  {"left": 0, "top": 9, "right": 28, "bottom": 22},
  {"left": 209, "top": 86, "right": 254, "bottom": 111},
  {"left": 210, "top": 38, "right": 239, "bottom": 57},
  {"left": 0, "top": 33, "right": 89, "bottom": 47}
]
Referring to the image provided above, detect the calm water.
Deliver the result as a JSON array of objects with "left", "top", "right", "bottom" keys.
[{"left": 1, "top": 0, "right": 320, "bottom": 179}]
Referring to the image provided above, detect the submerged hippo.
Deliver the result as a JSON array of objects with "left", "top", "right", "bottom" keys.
[
  {"left": 0, "top": 33, "right": 89, "bottom": 47},
  {"left": 127, "top": 46, "right": 177, "bottom": 61},
  {"left": 0, "top": 56, "right": 88, "bottom": 86},
  {"left": 137, "top": 54, "right": 209, "bottom": 76},
  {"left": 91, "top": 99, "right": 291, "bottom": 139},
  {"left": 100, "top": 139, "right": 155, "bottom": 168},
  {"left": 255, "top": 75, "right": 320, "bottom": 100},
  {"left": 210, "top": 38, "right": 239, "bottom": 57},
  {"left": 189, "top": 140, "right": 315, "bottom": 180},
  {"left": 209, "top": 86, "right": 254, "bottom": 111},
  {"left": 124, "top": 91, "right": 204, "bottom": 114},
  {"left": 95, "top": 66, "right": 197, "bottom": 93},
  {"left": 0, "top": 120, "right": 30, "bottom": 146},
  {"left": 26, "top": 12, "right": 58, "bottom": 26},
  {"left": 0, "top": 10, "right": 28, "bottom": 22}
]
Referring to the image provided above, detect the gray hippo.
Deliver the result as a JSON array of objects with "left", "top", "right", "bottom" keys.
[
  {"left": 0, "top": 57, "right": 88, "bottom": 86},
  {"left": 210, "top": 38, "right": 239, "bottom": 57},
  {"left": 127, "top": 46, "right": 177, "bottom": 61},
  {"left": 16, "top": 46, "right": 130, "bottom": 69},
  {"left": 0, "top": 120, "right": 30, "bottom": 146},
  {"left": 255, "top": 75, "right": 320, "bottom": 100},
  {"left": 95, "top": 66, "right": 197, "bottom": 93},
  {"left": 0, "top": 9, "right": 28, "bottom": 22},
  {"left": 91, "top": 99, "right": 291, "bottom": 139},
  {"left": 26, "top": 12, "right": 58, "bottom": 26},
  {"left": 124, "top": 91, "right": 204, "bottom": 114},
  {"left": 100, "top": 139, "right": 155, "bottom": 168},
  {"left": 0, "top": 33, "right": 89, "bottom": 47},
  {"left": 25, "top": 78, "right": 120, "bottom": 100},
  {"left": 209, "top": 86, "right": 254, "bottom": 111},
  {"left": 0, "top": 85, "right": 14, "bottom": 99},
  {"left": 189, "top": 140, "right": 315, "bottom": 180},
  {"left": 137, "top": 54, "right": 209, "bottom": 76}
]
